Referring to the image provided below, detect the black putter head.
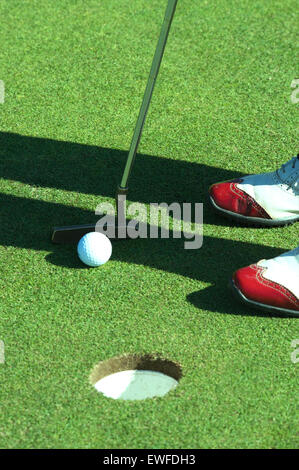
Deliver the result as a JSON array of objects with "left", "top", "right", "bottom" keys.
[
  {"left": 52, "top": 189, "right": 140, "bottom": 244},
  {"left": 51, "top": 216, "right": 139, "bottom": 244}
]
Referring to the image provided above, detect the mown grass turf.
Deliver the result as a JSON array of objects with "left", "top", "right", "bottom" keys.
[{"left": 0, "top": 0, "right": 298, "bottom": 448}]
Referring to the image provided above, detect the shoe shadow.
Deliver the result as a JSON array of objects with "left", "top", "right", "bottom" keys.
[{"left": 187, "top": 285, "right": 292, "bottom": 318}]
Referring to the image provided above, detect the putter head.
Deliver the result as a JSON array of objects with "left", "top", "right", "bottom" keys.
[{"left": 52, "top": 215, "right": 139, "bottom": 244}]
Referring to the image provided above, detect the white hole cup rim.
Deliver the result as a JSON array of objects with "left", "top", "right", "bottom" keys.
[
  {"left": 90, "top": 355, "right": 182, "bottom": 401},
  {"left": 94, "top": 369, "right": 178, "bottom": 401}
]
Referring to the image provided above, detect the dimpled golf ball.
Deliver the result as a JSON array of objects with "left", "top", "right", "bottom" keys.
[{"left": 77, "top": 232, "right": 112, "bottom": 267}]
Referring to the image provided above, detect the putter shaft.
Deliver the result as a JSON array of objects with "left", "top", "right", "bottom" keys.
[{"left": 118, "top": 0, "right": 178, "bottom": 194}]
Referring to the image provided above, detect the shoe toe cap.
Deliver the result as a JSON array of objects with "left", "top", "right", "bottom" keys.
[
  {"left": 210, "top": 179, "right": 271, "bottom": 219},
  {"left": 233, "top": 265, "right": 299, "bottom": 311},
  {"left": 209, "top": 181, "right": 239, "bottom": 212}
]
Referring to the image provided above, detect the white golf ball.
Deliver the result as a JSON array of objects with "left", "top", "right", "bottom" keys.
[{"left": 77, "top": 232, "right": 112, "bottom": 267}]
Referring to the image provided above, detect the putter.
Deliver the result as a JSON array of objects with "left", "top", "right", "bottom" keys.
[{"left": 52, "top": 0, "right": 178, "bottom": 244}]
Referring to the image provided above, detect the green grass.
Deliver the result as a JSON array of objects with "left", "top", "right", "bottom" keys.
[{"left": 0, "top": 0, "right": 298, "bottom": 449}]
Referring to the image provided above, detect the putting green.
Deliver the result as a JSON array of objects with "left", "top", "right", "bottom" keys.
[{"left": 0, "top": 0, "right": 298, "bottom": 449}]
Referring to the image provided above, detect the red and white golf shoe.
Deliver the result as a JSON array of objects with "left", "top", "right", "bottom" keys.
[
  {"left": 209, "top": 154, "right": 299, "bottom": 226},
  {"left": 231, "top": 246, "right": 299, "bottom": 316}
]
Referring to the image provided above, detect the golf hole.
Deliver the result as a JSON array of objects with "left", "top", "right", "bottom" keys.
[{"left": 90, "top": 354, "right": 182, "bottom": 401}]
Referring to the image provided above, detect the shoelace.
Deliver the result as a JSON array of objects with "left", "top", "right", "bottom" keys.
[
  {"left": 281, "top": 154, "right": 299, "bottom": 173},
  {"left": 277, "top": 154, "right": 299, "bottom": 190}
]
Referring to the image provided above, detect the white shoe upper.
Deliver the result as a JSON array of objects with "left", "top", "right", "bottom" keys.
[
  {"left": 257, "top": 245, "right": 299, "bottom": 298},
  {"left": 238, "top": 156, "right": 299, "bottom": 220}
]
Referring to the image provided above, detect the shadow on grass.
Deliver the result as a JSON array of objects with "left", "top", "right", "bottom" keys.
[
  {"left": 0, "top": 131, "right": 241, "bottom": 226},
  {"left": 0, "top": 132, "right": 287, "bottom": 317},
  {"left": 187, "top": 285, "right": 292, "bottom": 318},
  {"left": 0, "top": 190, "right": 285, "bottom": 316},
  {"left": 47, "top": 236, "right": 285, "bottom": 317}
]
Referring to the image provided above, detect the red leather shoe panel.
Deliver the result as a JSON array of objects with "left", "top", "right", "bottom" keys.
[
  {"left": 233, "top": 265, "right": 299, "bottom": 311},
  {"left": 209, "top": 179, "right": 271, "bottom": 219}
]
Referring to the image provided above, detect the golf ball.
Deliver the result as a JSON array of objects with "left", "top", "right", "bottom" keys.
[{"left": 77, "top": 232, "right": 112, "bottom": 267}]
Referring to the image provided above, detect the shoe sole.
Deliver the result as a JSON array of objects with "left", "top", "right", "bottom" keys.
[
  {"left": 230, "top": 279, "right": 299, "bottom": 317},
  {"left": 209, "top": 196, "right": 299, "bottom": 227}
]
